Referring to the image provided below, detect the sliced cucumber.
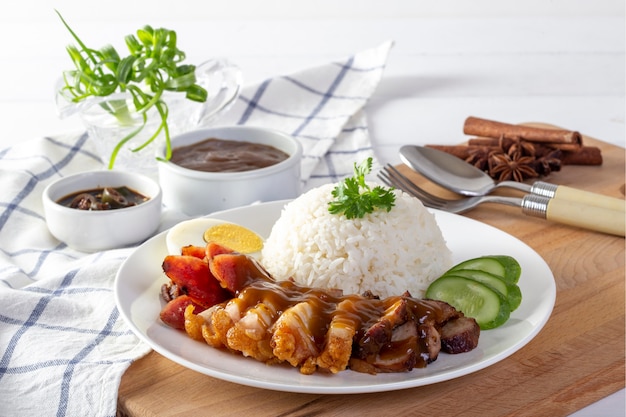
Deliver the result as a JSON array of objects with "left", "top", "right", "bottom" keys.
[
  {"left": 447, "top": 255, "right": 521, "bottom": 284},
  {"left": 443, "top": 269, "right": 508, "bottom": 296},
  {"left": 425, "top": 275, "right": 511, "bottom": 330},
  {"left": 444, "top": 269, "right": 522, "bottom": 312},
  {"left": 503, "top": 282, "right": 522, "bottom": 312}
]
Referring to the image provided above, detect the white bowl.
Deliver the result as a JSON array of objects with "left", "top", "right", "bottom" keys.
[
  {"left": 157, "top": 126, "right": 302, "bottom": 216},
  {"left": 42, "top": 170, "right": 162, "bottom": 252}
]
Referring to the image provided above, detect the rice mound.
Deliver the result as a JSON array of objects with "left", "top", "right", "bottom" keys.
[{"left": 260, "top": 182, "right": 453, "bottom": 299}]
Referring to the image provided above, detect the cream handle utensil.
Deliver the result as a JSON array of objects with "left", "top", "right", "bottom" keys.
[
  {"left": 529, "top": 181, "right": 625, "bottom": 212},
  {"left": 522, "top": 195, "right": 625, "bottom": 237}
]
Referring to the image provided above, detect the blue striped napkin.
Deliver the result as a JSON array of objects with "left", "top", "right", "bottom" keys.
[
  {"left": 0, "top": 41, "right": 392, "bottom": 416},
  {"left": 216, "top": 40, "right": 393, "bottom": 191}
]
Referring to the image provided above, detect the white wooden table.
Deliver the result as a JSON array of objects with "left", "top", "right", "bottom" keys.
[{"left": 1, "top": 1, "right": 624, "bottom": 415}]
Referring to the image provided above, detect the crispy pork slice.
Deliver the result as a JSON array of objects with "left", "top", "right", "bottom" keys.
[
  {"left": 315, "top": 299, "right": 360, "bottom": 373},
  {"left": 226, "top": 302, "right": 280, "bottom": 363},
  {"left": 200, "top": 304, "right": 234, "bottom": 348},
  {"left": 200, "top": 279, "right": 281, "bottom": 348},
  {"left": 271, "top": 299, "right": 326, "bottom": 373},
  {"left": 183, "top": 304, "right": 206, "bottom": 341},
  {"left": 197, "top": 293, "right": 252, "bottom": 347},
  {"left": 202, "top": 281, "right": 278, "bottom": 350}
]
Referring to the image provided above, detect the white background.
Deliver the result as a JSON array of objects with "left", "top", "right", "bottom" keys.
[
  {"left": 0, "top": 0, "right": 624, "bottom": 158},
  {"left": 0, "top": 1, "right": 624, "bottom": 415}
]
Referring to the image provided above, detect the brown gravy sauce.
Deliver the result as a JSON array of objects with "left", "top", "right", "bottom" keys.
[
  {"left": 170, "top": 138, "right": 289, "bottom": 173},
  {"left": 234, "top": 256, "right": 451, "bottom": 368}
]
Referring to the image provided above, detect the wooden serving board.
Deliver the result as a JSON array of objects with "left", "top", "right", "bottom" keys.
[{"left": 117, "top": 130, "right": 625, "bottom": 417}]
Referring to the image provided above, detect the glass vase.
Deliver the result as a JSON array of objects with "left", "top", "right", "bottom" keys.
[{"left": 56, "top": 58, "right": 242, "bottom": 177}]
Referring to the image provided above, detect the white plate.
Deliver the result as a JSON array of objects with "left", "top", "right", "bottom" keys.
[{"left": 114, "top": 200, "right": 556, "bottom": 394}]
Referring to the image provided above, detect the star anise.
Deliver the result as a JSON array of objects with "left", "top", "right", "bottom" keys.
[
  {"left": 506, "top": 138, "right": 536, "bottom": 159},
  {"left": 497, "top": 135, "right": 515, "bottom": 151},
  {"left": 532, "top": 149, "right": 563, "bottom": 176},
  {"left": 488, "top": 152, "right": 539, "bottom": 182},
  {"left": 465, "top": 147, "right": 492, "bottom": 171}
]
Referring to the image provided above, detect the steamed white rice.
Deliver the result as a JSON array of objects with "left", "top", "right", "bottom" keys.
[{"left": 260, "top": 182, "right": 453, "bottom": 299}]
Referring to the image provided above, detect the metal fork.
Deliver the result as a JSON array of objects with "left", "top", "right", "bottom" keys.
[
  {"left": 377, "top": 164, "right": 522, "bottom": 214},
  {"left": 376, "top": 164, "right": 624, "bottom": 236}
]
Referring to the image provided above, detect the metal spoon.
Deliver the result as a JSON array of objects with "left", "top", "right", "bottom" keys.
[{"left": 399, "top": 145, "right": 625, "bottom": 212}]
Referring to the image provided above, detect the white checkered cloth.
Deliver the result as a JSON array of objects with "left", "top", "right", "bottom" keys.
[{"left": 0, "top": 41, "right": 393, "bottom": 416}]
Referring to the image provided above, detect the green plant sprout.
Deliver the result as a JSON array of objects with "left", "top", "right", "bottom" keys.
[{"left": 56, "top": 10, "right": 208, "bottom": 168}]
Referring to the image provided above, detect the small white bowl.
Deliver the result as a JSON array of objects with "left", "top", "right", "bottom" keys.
[
  {"left": 42, "top": 170, "right": 162, "bottom": 252},
  {"left": 157, "top": 126, "right": 302, "bottom": 216}
]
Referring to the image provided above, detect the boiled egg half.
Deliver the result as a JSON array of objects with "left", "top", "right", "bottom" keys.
[{"left": 166, "top": 218, "right": 264, "bottom": 258}]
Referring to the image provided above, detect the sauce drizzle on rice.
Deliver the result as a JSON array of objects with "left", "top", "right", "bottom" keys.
[{"left": 260, "top": 182, "right": 453, "bottom": 299}]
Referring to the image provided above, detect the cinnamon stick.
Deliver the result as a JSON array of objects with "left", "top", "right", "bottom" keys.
[
  {"left": 422, "top": 145, "right": 484, "bottom": 160},
  {"left": 424, "top": 117, "right": 602, "bottom": 183},
  {"left": 426, "top": 144, "right": 602, "bottom": 166},
  {"left": 560, "top": 146, "right": 603, "bottom": 165},
  {"left": 467, "top": 137, "right": 582, "bottom": 152},
  {"left": 464, "top": 116, "right": 583, "bottom": 148}
]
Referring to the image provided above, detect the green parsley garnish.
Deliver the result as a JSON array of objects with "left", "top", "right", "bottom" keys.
[{"left": 328, "top": 158, "right": 396, "bottom": 219}]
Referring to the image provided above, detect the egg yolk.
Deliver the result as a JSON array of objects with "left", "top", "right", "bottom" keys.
[{"left": 203, "top": 223, "right": 263, "bottom": 254}]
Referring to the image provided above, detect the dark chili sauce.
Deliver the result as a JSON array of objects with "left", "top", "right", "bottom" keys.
[
  {"left": 57, "top": 186, "right": 149, "bottom": 211},
  {"left": 170, "top": 137, "right": 289, "bottom": 173}
]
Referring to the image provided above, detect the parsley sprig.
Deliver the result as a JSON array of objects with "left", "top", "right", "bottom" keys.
[
  {"left": 56, "top": 10, "right": 208, "bottom": 169},
  {"left": 328, "top": 158, "right": 396, "bottom": 219}
]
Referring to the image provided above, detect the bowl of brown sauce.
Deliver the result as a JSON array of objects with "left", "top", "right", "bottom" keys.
[
  {"left": 157, "top": 126, "right": 302, "bottom": 215},
  {"left": 42, "top": 170, "right": 162, "bottom": 252}
]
